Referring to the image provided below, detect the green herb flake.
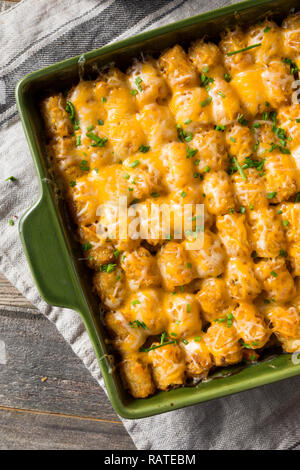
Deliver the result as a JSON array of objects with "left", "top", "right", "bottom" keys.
[
  {"left": 9, "top": 219, "right": 14, "bottom": 226},
  {"left": 129, "top": 320, "right": 147, "bottom": 329},
  {"left": 224, "top": 73, "right": 231, "bottom": 82},
  {"left": 79, "top": 160, "right": 90, "bottom": 171},
  {"left": 200, "top": 96, "right": 212, "bottom": 107},
  {"left": 227, "top": 43, "right": 261, "bottom": 56},
  {"left": 99, "top": 263, "right": 117, "bottom": 273},
  {"left": 82, "top": 242, "right": 92, "bottom": 251},
  {"left": 279, "top": 249, "right": 288, "bottom": 258},
  {"left": 267, "top": 191, "right": 277, "bottom": 200},
  {"left": 233, "top": 157, "right": 247, "bottom": 180},
  {"left": 237, "top": 114, "right": 248, "bottom": 126},
  {"left": 5, "top": 176, "right": 17, "bottom": 182},
  {"left": 69, "top": 180, "right": 76, "bottom": 187},
  {"left": 139, "top": 145, "right": 150, "bottom": 153},
  {"left": 264, "top": 26, "right": 271, "bottom": 33},
  {"left": 129, "top": 160, "right": 140, "bottom": 168},
  {"left": 132, "top": 300, "right": 141, "bottom": 306}
]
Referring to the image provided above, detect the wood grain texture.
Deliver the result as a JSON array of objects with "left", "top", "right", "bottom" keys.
[
  {"left": 0, "top": 277, "right": 135, "bottom": 449},
  {"left": 0, "top": 409, "right": 135, "bottom": 450},
  {"left": 0, "top": 272, "right": 37, "bottom": 311}
]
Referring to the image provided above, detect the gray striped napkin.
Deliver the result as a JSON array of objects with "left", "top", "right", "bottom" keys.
[{"left": 0, "top": 0, "right": 299, "bottom": 450}]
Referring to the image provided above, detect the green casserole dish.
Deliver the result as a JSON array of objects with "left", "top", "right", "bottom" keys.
[{"left": 16, "top": 0, "right": 300, "bottom": 419}]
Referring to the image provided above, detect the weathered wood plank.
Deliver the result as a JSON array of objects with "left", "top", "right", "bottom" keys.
[
  {"left": 0, "top": 408, "right": 135, "bottom": 450},
  {"left": 0, "top": 272, "right": 37, "bottom": 311},
  {"left": 0, "top": 307, "right": 120, "bottom": 420}
]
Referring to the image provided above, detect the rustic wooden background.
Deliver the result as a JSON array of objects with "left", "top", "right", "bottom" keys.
[
  {"left": 0, "top": 272, "right": 135, "bottom": 450},
  {"left": 0, "top": 0, "right": 135, "bottom": 450}
]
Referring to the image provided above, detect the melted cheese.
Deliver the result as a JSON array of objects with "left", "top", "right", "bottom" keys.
[{"left": 41, "top": 12, "right": 300, "bottom": 399}]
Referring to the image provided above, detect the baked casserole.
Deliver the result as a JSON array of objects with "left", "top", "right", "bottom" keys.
[{"left": 41, "top": 12, "right": 300, "bottom": 399}]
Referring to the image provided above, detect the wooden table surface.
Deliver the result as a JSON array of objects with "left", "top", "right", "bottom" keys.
[
  {"left": 0, "top": 0, "right": 135, "bottom": 450},
  {"left": 0, "top": 273, "right": 135, "bottom": 450}
]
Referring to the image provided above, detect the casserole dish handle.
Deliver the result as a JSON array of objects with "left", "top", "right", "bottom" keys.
[{"left": 19, "top": 189, "right": 83, "bottom": 310}]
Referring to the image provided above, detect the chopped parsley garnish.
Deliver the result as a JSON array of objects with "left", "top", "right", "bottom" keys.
[
  {"left": 139, "top": 145, "right": 150, "bottom": 153},
  {"left": 200, "top": 96, "right": 212, "bottom": 107},
  {"left": 229, "top": 208, "right": 235, "bottom": 214},
  {"left": 139, "top": 341, "right": 176, "bottom": 353},
  {"left": 177, "top": 124, "right": 186, "bottom": 142},
  {"left": 282, "top": 57, "right": 299, "bottom": 75},
  {"left": 186, "top": 262, "right": 192, "bottom": 269},
  {"left": 99, "top": 263, "right": 117, "bottom": 273},
  {"left": 240, "top": 206, "right": 246, "bottom": 214},
  {"left": 130, "top": 89, "right": 138, "bottom": 96},
  {"left": 186, "top": 146, "right": 198, "bottom": 158},
  {"left": 69, "top": 180, "right": 76, "bottom": 187},
  {"left": 87, "top": 125, "right": 94, "bottom": 131},
  {"left": 9, "top": 219, "right": 14, "bottom": 226},
  {"left": 267, "top": 191, "right": 277, "bottom": 199},
  {"left": 113, "top": 249, "right": 120, "bottom": 258},
  {"left": 182, "top": 339, "right": 189, "bottom": 345},
  {"left": 270, "top": 271, "right": 277, "bottom": 278},
  {"left": 132, "top": 300, "right": 141, "bottom": 306},
  {"left": 184, "top": 118, "right": 192, "bottom": 125},
  {"left": 295, "top": 193, "right": 300, "bottom": 203},
  {"left": 135, "top": 76, "right": 143, "bottom": 92},
  {"left": 200, "top": 72, "right": 214, "bottom": 89},
  {"left": 79, "top": 160, "right": 90, "bottom": 171},
  {"left": 101, "top": 97, "right": 107, "bottom": 103},
  {"left": 242, "top": 156, "right": 265, "bottom": 173},
  {"left": 98, "top": 119, "right": 104, "bottom": 125},
  {"left": 227, "top": 43, "right": 261, "bottom": 56},
  {"left": 129, "top": 320, "right": 147, "bottom": 329},
  {"left": 215, "top": 313, "right": 234, "bottom": 328},
  {"left": 194, "top": 336, "right": 202, "bottom": 342},
  {"left": 5, "top": 176, "right": 17, "bottom": 181},
  {"left": 66, "top": 101, "right": 75, "bottom": 122},
  {"left": 181, "top": 191, "right": 187, "bottom": 198},
  {"left": 86, "top": 132, "right": 108, "bottom": 147},
  {"left": 233, "top": 157, "right": 247, "bottom": 180},
  {"left": 282, "top": 220, "right": 289, "bottom": 227},
  {"left": 75, "top": 135, "right": 81, "bottom": 147},
  {"left": 237, "top": 114, "right": 248, "bottom": 126},
  {"left": 218, "top": 91, "right": 226, "bottom": 99},
  {"left": 151, "top": 192, "right": 160, "bottom": 198},
  {"left": 279, "top": 249, "right": 288, "bottom": 258},
  {"left": 186, "top": 304, "right": 191, "bottom": 313},
  {"left": 203, "top": 165, "right": 210, "bottom": 173},
  {"left": 264, "top": 26, "right": 271, "bottom": 33},
  {"left": 224, "top": 73, "right": 231, "bottom": 82},
  {"left": 129, "top": 160, "right": 140, "bottom": 168},
  {"left": 229, "top": 137, "right": 236, "bottom": 143},
  {"left": 215, "top": 125, "right": 226, "bottom": 131},
  {"left": 82, "top": 242, "right": 92, "bottom": 251}
]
